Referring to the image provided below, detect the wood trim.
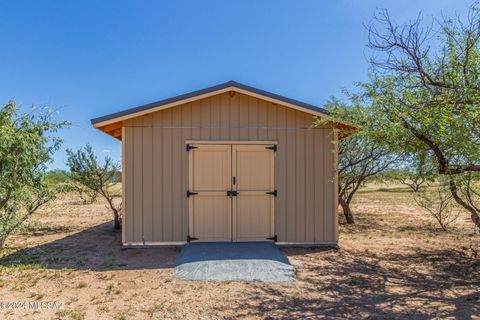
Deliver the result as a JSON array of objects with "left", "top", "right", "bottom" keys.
[
  {"left": 121, "top": 126, "right": 126, "bottom": 244},
  {"left": 92, "top": 86, "right": 330, "bottom": 128},
  {"left": 227, "top": 146, "right": 232, "bottom": 241},
  {"left": 122, "top": 241, "right": 338, "bottom": 247},
  {"left": 186, "top": 140, "right": 277, "bottom": 145},
  {"left": 232, "top": 145, "right": 237, "bottom": 241},
  {"left": 270, "top": 145, "right": 275, "bottom": 237},
  {"left": 276, "top": 241, "right": 338, "bottom": 247},
  {"left": 232, "top": 87, "right": 327, "bottom": 117},
  {"left": 93, "top": 87, "right": 234, "bottom": 128},
  {"left": 188, "top": 147, "right": 194, "bottom": 239},
  {"left": 123, "top": 241, "right": 186, "bottom": 247}
]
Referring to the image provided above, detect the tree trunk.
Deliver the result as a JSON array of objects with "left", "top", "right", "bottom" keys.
[
  {"left": 339, "top": 197, "right": 355, "bottom": 224},
  {"left": 113, "top": 210, "right": 121, "bottom": 229},
  {"left": 449, "top": 179, "right": 480, "bottom": 230}
]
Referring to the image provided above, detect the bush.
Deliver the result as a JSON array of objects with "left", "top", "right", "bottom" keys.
[
  {"left": 0, "top": 101, "right": 67, "bottom": 248},
  {"left": 66, "top": 144, "right": 122, "bottom": 229}
]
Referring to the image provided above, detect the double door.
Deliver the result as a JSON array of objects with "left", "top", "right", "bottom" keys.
[{"left": 188, "top": 143, "right": 275, "bottom": 242}]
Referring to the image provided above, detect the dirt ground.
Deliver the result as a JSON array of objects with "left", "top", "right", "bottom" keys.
[{"left": 0, "top": 186, "right": 479, "bottom": 320}]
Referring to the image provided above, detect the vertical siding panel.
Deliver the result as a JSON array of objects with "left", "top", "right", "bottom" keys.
[
  {"left": 152, "top": 112, "right": 163, "bottom": 241},
  {"left": 124, "top": 123, "right": 134, "bottom": 243},
  {"left": 230, "top": 93, "right": 240, "bottom": 139},
  {"left": 172, "top": 107, "right": 183, "bottom": 240},
  {"left": 286, "top": 109, "right": 296, "bottom": 242},
  {"left": 275, "top": 105, "right": 286, "bottom": 241},
  {"left": 191, "top": 100, "right": 201, "bottom": 139},
  {"left": 220, "top": 93, "right": 230, "bottom": 139},
  {"left": 121, "top": 127, "right": 126, "bottom": 243},
  {"left": 305, "top": 116, "right": 315, "bottom": 242},
  {"left": 248, "top": 96, "right": 258, "bottom": 140},
  {"left": 267, "top": 103, "right": 278, "bottom": 140},
  {"left": 314, "top": 129, "right": 324, "bottom": 242},
  {"left": 210, "top": 95, "right": 221, "bottom": 140},
  {"left": 133, "top": 117, "right": 143, "bottom": 242},
  {"left": 201, "top": 98, "right": 211, "bottom": 139},
  {"left": 295, "top": 112, "right": 306, "bottom": 242},
  {"left": 333, "top": 130, "right": 339, "bottom": 241},
  {"left": 257, "top": 100, "right": 268, "bottom": 140},
  {"left": 182, "top": 104, "right": 192, "bottom": 238},
  {"left": 324, "top": 129, "right": 335, "bottom": 242},
  {"left": 239, "top": 94, "right": 249, "bottom": 139},
  {"left": 142, "top": 114, "right": 153, "bottom": 242},
  {"left": 162, "top": 109, "right": 173, "bottom": 240}
]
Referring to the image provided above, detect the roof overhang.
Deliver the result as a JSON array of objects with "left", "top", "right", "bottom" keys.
[{"left": 91, "top": 81, "right": 358, "bottom": 140}]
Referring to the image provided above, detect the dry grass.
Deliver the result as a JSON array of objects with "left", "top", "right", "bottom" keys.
[{"left": 0, "top": 187, "right": 479, "bottom": 319}]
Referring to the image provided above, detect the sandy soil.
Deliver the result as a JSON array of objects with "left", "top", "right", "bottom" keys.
[{"left": 0, "top": 187, "right": 479, "bottom": 320}]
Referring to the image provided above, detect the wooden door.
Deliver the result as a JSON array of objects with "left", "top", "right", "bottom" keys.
[
  {"left": 232, "top": 145, "right": 275, "bottom": 241},
  {"left": 188, "top": 144, "right": 231, "bottom": 241}
]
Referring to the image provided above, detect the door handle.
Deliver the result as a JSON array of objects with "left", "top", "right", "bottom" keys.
[{"left": 227, "top": 190, "right": 239, "bottom": 197}]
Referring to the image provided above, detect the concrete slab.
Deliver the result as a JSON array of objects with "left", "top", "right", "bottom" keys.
[{"left": 174, "top": 242, "right": 295, "bottom": 282}]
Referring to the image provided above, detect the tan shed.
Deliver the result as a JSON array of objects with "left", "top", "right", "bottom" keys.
[{"left": 91, "top": 81, "right": 354, "bottom": 246}]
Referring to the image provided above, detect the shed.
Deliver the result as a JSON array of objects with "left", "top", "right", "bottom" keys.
[{"left": 91, "top": 81, "right": 354, "bottom": 246}]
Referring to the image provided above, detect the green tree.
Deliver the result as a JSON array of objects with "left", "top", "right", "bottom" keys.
[
  {"left": 322, "top": 101, "right": 398, "bottom": 224},
  {"left": 66, "top": 144, "right": 122, "bottom": 229},
  {"left": 363, "top": 6, "right": 480, "bottom": 229},
  {"left": 382, "top": 153, "right": 436, "bottom": 192},
  {"left": 0, "top": 101, "right": 67, "bottom": 248}
]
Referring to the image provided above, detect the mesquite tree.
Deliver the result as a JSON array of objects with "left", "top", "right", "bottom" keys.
[
  {"left": 0, "top": 101, "right": 66, "bottom": 248},
  {"left": 413, "top": 180, "right": 461, "bottom": 232},
  {"left": 66, "top": 145, "right": 122, "bottom": 229},
  {"left": 382, "top": 154, "right": 436, "bottom": 192},
  {"left": 363, "top": 6, "right": 480, "bottom": 229},
  {"left": 322, "top": 101, "right": 398, "bottom": 224}
]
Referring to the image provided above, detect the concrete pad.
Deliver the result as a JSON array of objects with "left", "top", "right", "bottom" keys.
[{"left": 174, "top": 242, "right": 295, "bottom": 282}]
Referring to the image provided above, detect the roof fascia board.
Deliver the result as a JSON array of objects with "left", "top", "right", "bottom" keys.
[
  {"left": 93, "top": 86, "right": 329, "bottom": 128},
  {"left": 93, "top": 87, "right": 233, "bottom": 128},
  {"left": 231, "top": 87, "right": 328, "bottom": 118}
]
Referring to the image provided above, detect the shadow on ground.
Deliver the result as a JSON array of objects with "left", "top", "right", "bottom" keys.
[
  {"left": 0, "top": 222, "right": 178, "bottom": 271},
  {"left": 234, "top": 247, "right": 480, "bottom": 319}
]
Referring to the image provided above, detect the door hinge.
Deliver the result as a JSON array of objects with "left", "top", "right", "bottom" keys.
[
  {"left": 186, "top": 190, "right": 198, "bottom": 197},
  {"left": 266, "top": 190, "right": 278, "bottom": 197},
  {"left": 266, "top": 145, "right": 277, "bottom": 152},
  {"left": 186, "top": 144, "right": 198, "bottom": 151},
  {"left": 227, "top": 190, "right": 239, "bottom": 197},
  {"left": 187, "top": 235, "right": 199, "bottom": 242},
  {"left": 266, "top": 235, "right": 277, "bottom": 242}
]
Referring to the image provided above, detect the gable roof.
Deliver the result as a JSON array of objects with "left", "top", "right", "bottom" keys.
[{"left": 91, "top": 80, "right": 330, "bottom": 127}]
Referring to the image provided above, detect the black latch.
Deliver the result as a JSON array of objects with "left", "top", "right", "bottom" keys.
[
  {"left": 186, "top": 144, "right": 199, "bottom": 151},
  {"left": 266, "top": 235, "right": 277, "bottom": 242},
  {"left": 187, "top": 235, "right": 199, "bottom": 242},
  {"left": 186, "top": 190, "right": 198, "bottom": 197},
  {"left": 266, "top": 190, "right": 278, "bottom": 197},
  {"left": 227, "top": 190, "right": 239, "bottom": 197},
  {"left": 266, "top": 145, "right": 277, "bottom": 152}
]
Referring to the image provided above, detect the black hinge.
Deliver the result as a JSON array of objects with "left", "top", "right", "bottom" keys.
[
  {"left": 227, "top": 190, "right": 239, "bottom": 197},
  {"left": 186, "top": 190, "right": 198, "bottom": 197},
  {"left": 187, "top": 235, "right": 199, "bottom": 242},
  {"left": 266, "top": 190, "right": 278, "bottom": 197},
  {"left": 266, "top": 145, "right": 277, "bottom": 152},
  {"left": 186, "top": 144, "right": 198, "bottom": 151},
  {"left": 266, "top": 235, "right": 277, "bottom": 242}
]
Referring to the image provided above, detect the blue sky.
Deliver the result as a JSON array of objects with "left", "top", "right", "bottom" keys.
[{"left": 0, "top": 0, "right": 471, "bottom": 169}]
